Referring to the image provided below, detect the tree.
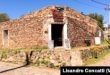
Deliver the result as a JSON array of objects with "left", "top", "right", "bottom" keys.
[
  {"left": 0, "top": 13, "right": 10, "bottom": 22},
  {"left": 88, "top": 13, "right": 103, "bottom": 29}
]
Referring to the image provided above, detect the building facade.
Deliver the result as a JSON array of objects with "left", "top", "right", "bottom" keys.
[
  {"left": 0, "top": 6, "right": 99, "bottom": 49},
  {"left": 103, "top": 25, "right": 110, "bottom": 40}
]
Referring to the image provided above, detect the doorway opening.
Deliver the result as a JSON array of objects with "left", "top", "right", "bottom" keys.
[{"left": 51, "top": 24, "right": 64, "bottom": 47}]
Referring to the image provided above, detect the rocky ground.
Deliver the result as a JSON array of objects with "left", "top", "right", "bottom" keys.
[{"left": 0, "top": 53, "right": 110, "bottom": 75}]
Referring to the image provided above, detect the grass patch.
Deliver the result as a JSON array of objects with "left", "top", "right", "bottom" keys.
[
  {"left": 101, "top": 40, "right": 109, "bottom": 45},
  {"left": 84, "top": 49, "right": 110, "bottom": 66}
]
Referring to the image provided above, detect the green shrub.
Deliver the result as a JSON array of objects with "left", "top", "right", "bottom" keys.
[
  {"left": 48, "top": 63, "right": 55, "bottom": 68},
  {"left": 101, "top": 40, "right": 109, "bottom": 45},
  {"left": 31, "top": 46, "right": 48, "bottom": 50}
]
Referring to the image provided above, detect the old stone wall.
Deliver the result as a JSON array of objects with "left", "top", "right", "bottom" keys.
[
  {"left": 0, "top": 49, "right": 83, "bottom": 66},
  {"left": 0, "top": 45, "right": 109, "bottom": 67},
  {"left": 0, "top": 6, "right": 52, "bottom": 48},
  {"left": 65, "top": 7, "right": 98, "bottom": 47},
  {"left": 67, "top": 17, "right": 96, "bottom": 47},
  {"left": 0, "top": 6, "right": 98, "bottom": 48}
]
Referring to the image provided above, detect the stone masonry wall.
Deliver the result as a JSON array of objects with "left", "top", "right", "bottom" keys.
[
  {"left": 0, "top": 6, "right": 98, "bottom": 48},
  {"left": 67, "top": 17, "right": 96, "bottom": 47},
  {"left": 0, "top": 45, "right": 109, "bottom": 67},
  {"left": 64, "top": 7, "right": 98, "bottom": 47},
  {"left": 0, "top": 49, "right": 84, "bottom": 66},
  {"left": 0, "top": 6, "right": 52, "bottom": 48}
]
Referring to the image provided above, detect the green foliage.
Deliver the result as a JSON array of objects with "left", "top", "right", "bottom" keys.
[
  {"left": 101, "top": 40, "right": 109, "bottom": 45},
  {"left": 88, "top": 13, "right": 104, "bottom": 29},
  {"left": 31, "top": 46, "right": 48, "bottom": 50},
  {"left": 84, "top": 49, "right": 110, "bottom": 66},
  {"left": 0, "top": 51, "right": 7, "bottom": 59},
  {"left": 48, "top": 63, "right": 55, "bottom": 68},
  {"left": 32, "top": 59, "right": 52, "bottom": 67},
  {"left": 81, "top": 45, "right": 109, "bottom": 62},
  {"left": 0, "top": 13, "right": 10, "bottom": 22},
  {"left": 0, "top": 48, "right": 23, "bottom": 60}
]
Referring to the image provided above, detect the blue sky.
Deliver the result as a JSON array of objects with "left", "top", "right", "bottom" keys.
[{"left": 0, "top": 0, "right": 110, "bottom": 25}]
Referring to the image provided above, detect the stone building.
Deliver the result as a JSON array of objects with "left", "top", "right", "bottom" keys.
[
  {"left": 0, "top": 6, "right": 99, "bottom": 49},
  {"left": 103, "top": 26, "right": 109, "bottom": 40},
  {"left": 103, "top": 25, "right": 110, "bottom": 40}
]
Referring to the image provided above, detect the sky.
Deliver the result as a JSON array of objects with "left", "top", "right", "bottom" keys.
[{"left": 0, "top": 0, "right": 110, "bottom": 26}]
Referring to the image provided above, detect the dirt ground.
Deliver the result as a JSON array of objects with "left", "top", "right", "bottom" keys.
[{"left": 0, "top": 62, "right": 60, "bottom": 75}]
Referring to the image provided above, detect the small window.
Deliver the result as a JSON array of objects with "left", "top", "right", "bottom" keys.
[
  {"left": 108, "top": 35, "right": 110, "bottom": 37},
  {"left": 84, "top": 39, "right": 91, "bottom": 46},
  {"left": 56, "top": 7, "right": 64, "bottom": 12},
  {"left": 3, "top": 30, "right": 9, "bottom": 47}
]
